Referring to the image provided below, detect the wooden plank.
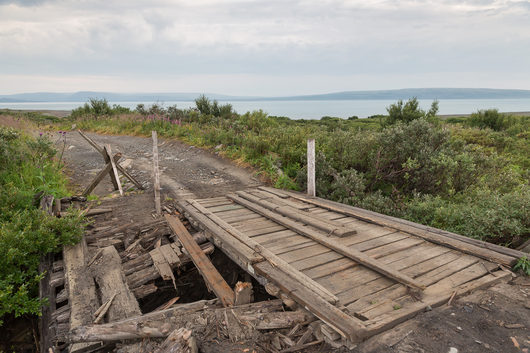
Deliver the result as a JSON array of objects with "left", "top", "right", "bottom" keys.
[
  {"left": 363, "top": 265, "right": 510, "bottom": 335},
  {"left": 150, "top": 248, "right": 176, "bottom": 282},
  {"left": 159, "top": 244, "right": 181, "bottom": 266},
  {"left": 254, "top": 262, "right": 367, "bottom": 342},
  {"left": 291, "top": 234, "right": 419, "bottom": 274},
  {"left": 341, "top": 251, "right": 465, "bottom": 307},
  {"left": 152, "top": 131, "right": 161, "bottom": 214},
  {"left": 252, "top": 230, "right": 298, "bottom": 246},
  {"left": 307, "top": 138, "right": 315, "bottom": 197},
  {"left": 82, "top": 153, "right": 122, "bottom": 196},
  {"left": 207, "top": 204, "right": 244, "bottom": 213},
  {"left": 165, "top": 214, "right": 235, "bottom": 307},
  {"left": 236, "top": 191, "right": 357, "bottom": 237},
  {"left": 104, "top": 144, "right": 123, "bottom": 195},
  {"left": 189, "top": 200, "right": 339, "bottom": 305},
  {"left": 283, "top": 231, "right": 407, "bottom": 267},
  {"left": 231, "top": 195, "right": 425, "bottom": 294},
  {"left": 273, "top": 188, "right": 519, "bottom": 266}
]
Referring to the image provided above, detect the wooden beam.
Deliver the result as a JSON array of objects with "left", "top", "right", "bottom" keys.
[
  {"left": 264, "top": 187, "right": 520, "bottom": 266},
  {"left": 104, "top": 144, "right": 123, "bottom": 196},
  {"left": 189, "top": 200, "right": 339, "bottom": 304},
  {"left": 152, "top": 131, "right": 161, "bottom": 214},
  {"left": 235, "top": 191, "right": 356, "bottom": 237},
  {"left": 82, "top": 152, "right": 120, "bottom": 196},
  {"left": 228, "top": 193, "right": 425, "bottom": 290},
  {"left": 165, "top": 214, "right": 235, "bottom": 306},
  {"left": 77, "top": 130, "right": 144, "bottom": 190}
]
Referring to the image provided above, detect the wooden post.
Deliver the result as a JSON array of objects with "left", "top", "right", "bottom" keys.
[
  {"left": 152, "top": 131, "right": 161, "bottom": 215},
  {"left": 307, "top": 139, "right": 315, "bottom": 197},
  {"left": 104, "top": 144, "right": 123, "bottom": 196}
]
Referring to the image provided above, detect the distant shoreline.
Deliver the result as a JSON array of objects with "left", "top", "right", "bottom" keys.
[{"left": 2, "top": 108, "right": 530, "bottom": 120}]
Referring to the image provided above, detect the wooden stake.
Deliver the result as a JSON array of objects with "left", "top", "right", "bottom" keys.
[
  {"left": 77, "top": 130, "right": 144, "bottom": 190},
  {"left": 104, "top": 144, "right": 123, "bottom": 196},
  {"left": 307, "top": 139, "right": 315, "bottom": 197},
  {"left": 152, "top": 131, "right": 161, "bottom": 215}
]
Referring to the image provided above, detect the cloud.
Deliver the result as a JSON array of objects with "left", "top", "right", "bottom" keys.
[{"left": 0, "top": 0, "right": 529, "bottom": 94}]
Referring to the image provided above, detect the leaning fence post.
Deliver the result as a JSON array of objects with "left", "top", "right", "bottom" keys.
[
  {"left": 307, "top": 138, "right": 315, "bottom": 197},
  {"left": 152, "top": 131, "right": 161, "bottom": 215}
]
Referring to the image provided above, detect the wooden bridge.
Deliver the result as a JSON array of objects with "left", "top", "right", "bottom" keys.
[{"left": 176, "top": 186, "right": 520, "bottom": 344}]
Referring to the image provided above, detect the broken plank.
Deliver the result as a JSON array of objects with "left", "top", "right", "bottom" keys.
[
  {"left": 104, "top": 144, "right": 122, "bottom": 194},
  {"left": 159, "top": 244, "right": 181, "bottom": 267},
  {"left": 150, "top": 247, "right": 176, "bottom": 284},
  {"left": 229, "top": 193, "right": 425, "bottom": 290},
  {"left": 165, "top": 214, "right": 235, "bottom": 306}
]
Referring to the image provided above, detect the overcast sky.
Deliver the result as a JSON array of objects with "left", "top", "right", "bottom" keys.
[{"left": 1, "top": 0, "right": 529, "bottom": 95}]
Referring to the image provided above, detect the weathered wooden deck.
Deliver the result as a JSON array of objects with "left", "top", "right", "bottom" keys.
[{"left": 176, "top": 186, "right": 519, "bottom": 343}]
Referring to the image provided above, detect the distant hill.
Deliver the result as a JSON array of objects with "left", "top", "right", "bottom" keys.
[{"left": 1, "top": 88, "right": 529, "bottom": 103}]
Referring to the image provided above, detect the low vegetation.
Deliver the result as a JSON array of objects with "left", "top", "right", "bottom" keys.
[
  {"left": 27, "top": 98, "right": 530, "bottom": 249},
  {"left": 0, "top": 127, "right": 84, "bottom": 324}
]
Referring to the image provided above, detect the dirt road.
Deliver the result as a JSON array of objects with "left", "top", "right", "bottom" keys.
[{"left": 62, "top": 130, "right": 261, "bottom": 200}]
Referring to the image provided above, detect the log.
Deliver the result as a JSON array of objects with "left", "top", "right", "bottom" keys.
[
  {"left": 263, "top": 187, "right": 521, "bottom": 266},
  {"left": 189, "top": 200, "right": 339, "bottom": 304},
  {"left": 69, "top": 300, "right": 282, "bottom": 343},
  {"left": 228, "top": 193, "right": 425, "bottom": 290},
  {"left": 155, "top": 328, "right": 197, "bottom": 353},
  {"left": 165, "top": 214, "right": 235, "bottom": 306},
  {"left": 91, "top": 246, "right": 141, "bottom": 323}
]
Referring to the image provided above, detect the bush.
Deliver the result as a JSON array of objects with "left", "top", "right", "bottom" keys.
[
  {"left": 71, "top": 98, "right": 130, "bottom": 119},
  {"left": 0, "top": 127, "right": 84, "bottom": 324},
  {"left": 385, "top": 98, "right": 438, "bottom": 125},
  {"left": 468, "top": 109, "right": 506, "bottom": 131}
]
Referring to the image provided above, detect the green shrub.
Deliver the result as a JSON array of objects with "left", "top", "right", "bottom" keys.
[
  {"left": 385, "top": 98, "right": 438, "bottom": 126},
  {"left": 71, "top": 98, "right": 130, "bottom": 119},
  {"left": 0, "top": 127, "right": 84, "bottom": 324}
]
